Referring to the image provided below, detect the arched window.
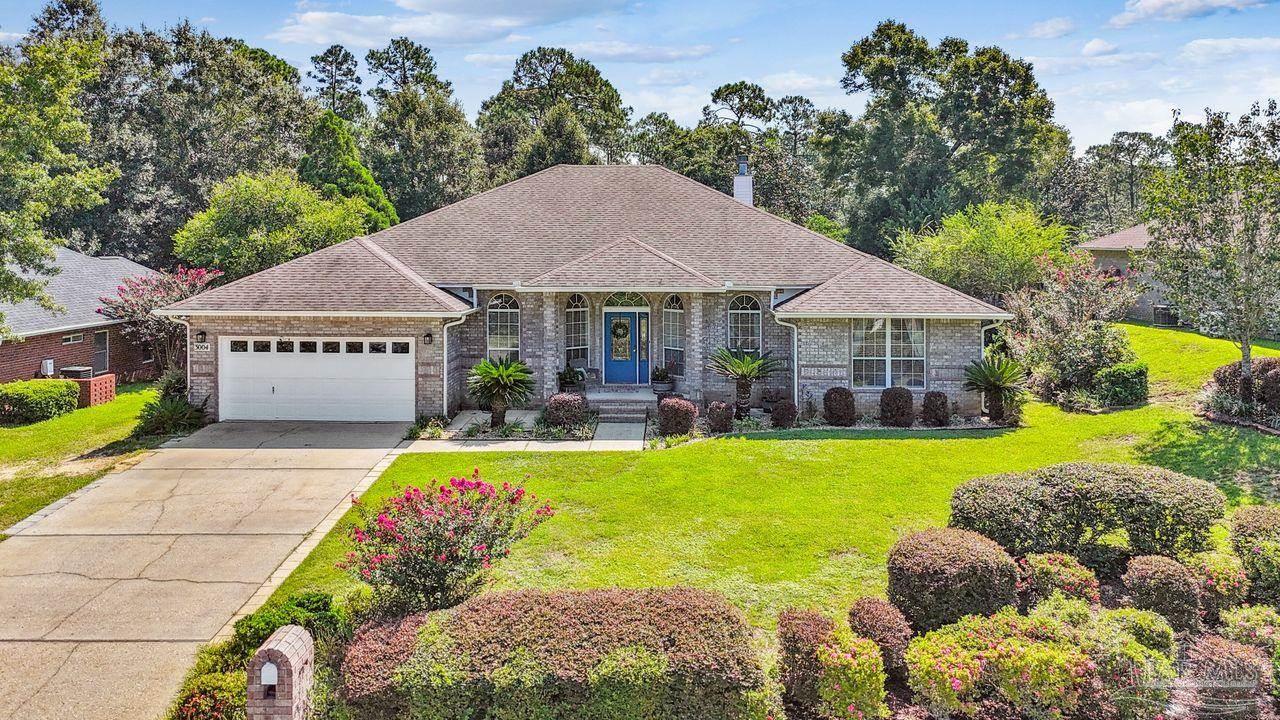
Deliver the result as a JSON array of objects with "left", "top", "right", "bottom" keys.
[
  {"left": 727, "top": 294, "right": 762, "bottom": 353},
  {"left": 662, "top": 294, "right": 685, "bottom": 376},
  {"left": 603, "top": 291, "right": 648, "bottom": 307},
  {"left": 486, "top": 293, "right": 520, "bottom": 361},
  {"left": 565, "top": 293, "right": 589, "bottom": 365}
]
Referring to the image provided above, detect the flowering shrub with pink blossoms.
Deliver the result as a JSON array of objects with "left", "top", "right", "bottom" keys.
[
  {"left": 815, "top": 628, "right": 889, "bottom": 720},
  {"left": 341, "top": 470, "right": 553, "bottom": 609},
  {"left": 1018, "top": 552, "right": 1101, "bottom": 607},
  {"left": 1186, "top": 551, "right": 1250, "bottom": 623}
]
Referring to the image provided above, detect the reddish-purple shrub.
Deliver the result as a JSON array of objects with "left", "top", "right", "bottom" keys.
[
  {"left": 657, "top": 397, "right": 698, "bottom": 436},
  {"left": 1018, "top": 552, "right": 1101, "bottom": 606},
  {"left": 1214, "top": 357, "right": 1280, "bottom": 411},
  {"left": 1122, "top": 555, "right": 1202, "bottom": 634},
  {"left": 921, "top": 391, "right": 949, "bottom": 427},
  {"left": 847, "top": 596, "right": 913, "bottom": 674},
  {"left": 771, "top": 399, "right": 798, "bottom": 429},
  {"left": 171, "top": 672, "right": 246, "bottom": 720},
  {"left": 341, "top": 611, "right": 434, "bottom": 713},
  {"left": 823, "top": 387, "right": 857, "bottom": 426},
  {"left": 879, "top": 386, "right": 914, "bottom": 427},
  {"left": 544, "top": 392, "right": 590, "bottom": 427},
  {"left": 887, "top": 528, "right": 1018, "bottom": 631},
  {"left": 707, "top": 401, "right": 734, "bottom": 433},
  {"left": 777, "top": 608, "right": 836, "bottom": 711},
  {"left": 1185, "top": 634, "right": 1273, "bottom": 719},
  {"left": 341, "top": 470, "right": 553, "bottom": 609}
]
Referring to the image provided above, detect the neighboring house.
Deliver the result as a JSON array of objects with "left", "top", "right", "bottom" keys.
[
  {"left": 1078, "top": 223, "right": 1171, "bottom": 323},
  {"left": 157, "top": 164, "right": 1010, "bottom": 422},
  {"left": 0, "top": 247, "right": 157, "bottom": 384}
]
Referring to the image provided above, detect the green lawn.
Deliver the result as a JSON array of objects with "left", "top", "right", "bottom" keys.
[
  {"left": 1121, "top": 322, "right": 1280, "bottom": 399},
  {"left": 0, "top": 382, "right": 156, "bottom": 533},
  {"left": 271, "top": 327, "right": 1280, "bottom": 627}
]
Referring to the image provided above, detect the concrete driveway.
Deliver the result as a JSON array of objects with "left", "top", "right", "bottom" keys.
[{"left": 0, "top": 421, "right": 404, "bottom": 720}]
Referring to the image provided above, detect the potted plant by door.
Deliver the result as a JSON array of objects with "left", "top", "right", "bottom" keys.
[
  {"left": 558, "top": 364, "right": 585, "bottom": 393},
  {"left": 651, "top": 365, "right": 675, "bottom": 393}
]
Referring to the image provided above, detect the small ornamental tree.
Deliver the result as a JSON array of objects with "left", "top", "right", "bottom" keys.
[
  {"left": 341, "top": 470, "right": 553, "bottom": 610},
  {"left": 298, "top": 110, "right": 399, "bottom": 231},
  {"left": 1142, "top": 103, "right": 1280, "bottom": 402},
  {"left": 98, "top": 267, "right": 222, "bottom": 370}
]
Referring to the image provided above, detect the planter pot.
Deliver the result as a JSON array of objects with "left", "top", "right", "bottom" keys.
[{"left": 652, "top": 380, "right": 675, "bottom": 394}]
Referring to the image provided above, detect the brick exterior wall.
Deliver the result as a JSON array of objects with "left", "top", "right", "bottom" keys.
[
  {"left": 794, "top": 318, "right": 984, "bottom": 416},
  {"left": 186, "top": 315, "right": 447, "bottom": 421},
  {"left": 0, "top": 322, "right": 155, "bottom": 384}
]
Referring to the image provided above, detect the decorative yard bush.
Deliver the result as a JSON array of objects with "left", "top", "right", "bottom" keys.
[
  {"left": 134, "top": 395, "right": 206, "bottom": 437},
  {"left": 1242, "top": 542, "right": 1280, "bottom": 604},
  {"left": 887, "top": 528, "right": 1018, "bottom": 631},
  {"left": 962, "top": 356, "right": 1027, "bottom": 423},
  {"left": 0, "top": 379, "right": 80, "bottom": 424},
  {"left": 707, "top": 400, "right": 734, "bottom": 433},
  {"left": 341, "top": 470, "right": 553, "bottom": 610},
  {"left": 360, "top": 588, "right": 782, "bottom": 720},
  {"left": 1184, "top": 634, "right": 1274, "bottom": 720},
  {"left": 170, "top": 671, "right": 246, "bottom": 720},
  {"left": 1093, "top": 361, "right": 1149, "bottom": 407},
  {"left": 1122, "top": 555, "right": 1202, "bottom": 633},
  {"left": 920, "top": 391, "right": 949, "bottom": 427},
  {"left": 227, "top": 592, "right": 346, "bottom": 661},
  {"left": 1186, "top": 551, "right": 1250, "bottom": 623},
  {"left": 770, "top": 399, "right": 798, "bottom": 429},
  {"left": 879, "top": 386, "right": 914, "bottom": 427},
  {"left": 544, "top": 392, "right": 590, "bottom": 427},
  {"left": 822, "top": 387, "right": 857, "bottom": 426},
  {"left": 1231, "top": 505, "right": 1280, "bottom": 556},
  {"left": 1018, "top": 552, "right": 1100, "bottom": 606},
  {"left": 1214, "top": 356, "right": 1280, "bottom": 412},
  {"left": 777, "top": 608, "right": 836, "bottom": 712},
  {"left": 814, "top": 628, "right": 888, "bottom": 720},
  {"left": 847, "top": 596, "right": 913, "bottom": 675},
  {"left": 657, "top": 397, "right": 698, "bottom": 436},
  {"left": 1221, "top": 605, "right": 1280, "bottom": 655},
  {"left": 950, "top": 462, "right": 1225, "bottom": 558},
  {"left": 341, "top": 610, "right": 434, "bottom": 715}
]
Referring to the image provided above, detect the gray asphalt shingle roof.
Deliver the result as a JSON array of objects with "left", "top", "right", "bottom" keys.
[
  {"left": 1079, "top": 224, "right": 1152, "bottom": 250},
  {"left": 3, "top": 247, "right": 154, "bottom": 337},
  {"left": 774, "top": 258, "right": 1010, "bottom": 317}
]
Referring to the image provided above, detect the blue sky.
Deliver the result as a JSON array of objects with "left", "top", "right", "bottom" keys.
[{"left": 2, "top": 0, "right": 1279, "bottom": 148}]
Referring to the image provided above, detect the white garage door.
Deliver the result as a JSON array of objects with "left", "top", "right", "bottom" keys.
[{"left": 219, "top": 337, "right": 416, "bottom": 421}]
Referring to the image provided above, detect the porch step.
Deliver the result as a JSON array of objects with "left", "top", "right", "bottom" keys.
[{"left": 591, "top": 399, "right": 655, "bottom": 423}]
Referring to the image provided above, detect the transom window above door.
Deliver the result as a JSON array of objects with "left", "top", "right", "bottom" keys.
[{"left": 603, "top": 291, "right": 647, "bottom": 307}]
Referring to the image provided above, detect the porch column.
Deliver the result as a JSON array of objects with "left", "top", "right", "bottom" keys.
[
  {"left": 542, "top": 292, "right": 558, "bottom": 399},
  {"left": 686, "top": 293, "right": 704, "bottom": 404}
]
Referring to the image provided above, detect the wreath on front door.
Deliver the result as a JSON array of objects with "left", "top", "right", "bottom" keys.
[{"left": 610, "top": 319, "right": 629, "bottom": 340}]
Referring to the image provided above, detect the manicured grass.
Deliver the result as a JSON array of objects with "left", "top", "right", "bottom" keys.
[
  {"left": 1121, "top": 322, "right": 1280, "bottom": 399},
  {"left": 0, "top": 382, "right": 156, "bottom": 534},
  {"left": 269, "top": 325, "right": 1280, "bottom": 627}
]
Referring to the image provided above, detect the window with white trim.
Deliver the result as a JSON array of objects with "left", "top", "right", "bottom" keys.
[
  {"left": 565, "top": 293, "right": 589, "bottom": 365},
  {"left": 487, "top": 293, "right": 520, "bottom": 361},
  {"left": 662, "top": 294, "right": 685, "bottom": 376},
  {"left": 849, "top": 318, "right": 927, "bottom": 388},
  {"left": 61, "top": 333, "right": 83, "bottom": 345},
  {"left": 850, "top": 318, "right": 887, "bottom": 387},
  {"left": 891, "top": 318, "right": 926, "bottom": 389},
  {"left": 727, "top": 295, "right": 761, "bottom": 353}
]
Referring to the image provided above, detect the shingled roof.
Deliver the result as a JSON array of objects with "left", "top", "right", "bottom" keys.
[
  {"left": 4, "top": 247, "right": 154, "bottom": 337},
  {"left": 161, "top": 164, "right": 1006, "bottom": 318},
  {"left": 1079, "top": 223, "right": 1152, "bottom": 250},
  {"left": 775, "top": 258, "right": 1010, "bottom": 318}
]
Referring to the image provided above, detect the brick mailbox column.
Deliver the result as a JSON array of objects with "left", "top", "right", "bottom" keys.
[{"left": 247, "top": 625, "right": 315, "bottom": 720}]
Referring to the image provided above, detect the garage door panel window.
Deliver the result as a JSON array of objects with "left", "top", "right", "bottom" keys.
[
  {"left": 392, "top": 341, "right": 410, "bottom": 354},
  {"left": 299, "top": 341, "right": 317, "bottom": 353},
  {"left": 323, "top": 341, "right": 340, "bottom": 353},
  {"left": 346, "top": 341, "right": 364, "bottom": 354},
  {"left": 253, "top": 340, "right": 271, "bottom": 352},
  {"left": 370, "top": 342, "right": 387, "bottom": 354},
  {"left": 230, "top": 340, "right": 248, "bottom": 353},
  {"left": 276, "top": 340, "right": 294, "bottom": 353}
]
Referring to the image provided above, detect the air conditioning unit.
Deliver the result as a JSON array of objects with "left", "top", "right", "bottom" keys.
[
  {"left": 40, "top": 358, "right": 54, "bottom": 377},
  {"left": 61, "top": 366, "right": 94, "bottom": 379},
  {"left": 1152, "top": 305, "right": 1179, "bottom": 327}
]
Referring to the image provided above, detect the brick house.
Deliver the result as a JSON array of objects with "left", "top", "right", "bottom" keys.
[
  {"left": 1, "top": 247, "right": 157, "bottom": 384},
  {"left": 1079, "top": 223, "right": 1171, "bottom": 323},
  {"left": 157, "top": 164, "right": 1010, "bottom": 422}
]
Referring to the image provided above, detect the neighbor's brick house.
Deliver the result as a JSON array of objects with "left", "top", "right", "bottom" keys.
[
  {"left": 158, "top": 164, "right": 1009, "bottom": 422},
  {"left": 1079, "top": 223, "right": 1170, "bottom": 323},
  {"left": 1, "top": 247, "right": 156, "bottom": 384}
]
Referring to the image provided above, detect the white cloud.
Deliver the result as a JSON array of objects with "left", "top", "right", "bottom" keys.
[
  {"left": 638, "top": 68, "right": 702, "bottom": 86},
  {"left": 1014, "top": 17, "right": 1076, "bottom": 39},
  {"left": 757, "top": 71, "right": 839, "bottom": 94},
  {"left": 0, "top": 31, "right": 23, "bottom": 44},
  {"left": 629, "top": 84, "right": 707, "bottom": 125},
  {"left": 1101, "top": 98, "right": 1176, "bottom": 134},
  {"left": 1082, "top": 38, "right": 1119, "bottom": 56},
  {"left": 566, "top": 40, "right": 713, "bottom": 62},
  {"left": 1181, "top": 36, "right": 1280, "bottom": 62},
  {"left": 1028, "top": 51, "right": 1161, "bottom": 75},
  {"left": 1109, "top": 0, "right": 1268, "bottom": 27},
  {"left": 464, "top": 52, "right": 518, "bottom": 66}
]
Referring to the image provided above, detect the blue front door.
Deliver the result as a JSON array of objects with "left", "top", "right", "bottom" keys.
[{"left": 604, "top": 311, "right": 649, "bottom": 384}]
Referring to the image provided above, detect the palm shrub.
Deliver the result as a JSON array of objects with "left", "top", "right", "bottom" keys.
[
  {"left": 962, "top": 355, "right": 1027, "bottom": 423},
  {"left": 707, "top": 348, "right": 783, "bottom": 419},
  {"left": 467, "top": 358, "right": 535, "bottom": 427}
]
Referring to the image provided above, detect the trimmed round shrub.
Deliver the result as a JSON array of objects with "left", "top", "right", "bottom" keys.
[
  {"left": 707, "top": 401, "right": 734, "bottom": 433},
  {"left": 341, "top": 611, "right": 435, "bottom": 714},
  {"left": 1221, "top": 605, "right": 1280, "bottom": 655},
  {"left": 1231, "top": 505, "right": 1280, "bottom": 557},
  {"left": 920, "top": 391, "right": 949, "bottom": 427},
  {"left": 815, "top": 628, "right": 888, "bottom": 720},
  {"left": 950, "top": 462, "right": 1225, "bottom": 559},
  {"left": 0, "top": 379, "right": 80, "bottom": 424},
  {"left": 1186, "top": 551, "right": 1250, "bottom": 623},
  {"left": 1215, "top": 357, "right": 1280, "bottom": 410},
  {"left": 879, "top": 386, "right": 914, "bottom": 427},
  {"left": 822, "top": 387, "right": 856, "bottom": 426},
  {"left": 1122, "top": 555, "right": 1202, "bottom": 634},
  {"left": 1185, "top": 634, "right": 1274, "bottom": 720},
  {"left": 171, "top": 671, "right": 247, "bottom": 720},
  {"left": 1096, "top": 607, "right": 1178, "bottom": 660},
  {"left": 777, "top": 608, "right": 836, "bottom": 712},
  {"left": 1094, "top": 361, "right": 1149, "bottom": 407},
  {"left": 847, "top": 596, "right": 912, "bottom": 675},
  {"left": 1243, "top": 540, "right": 1280, "bottom": 604},
  {"left": 770, "top": 399, "right": 798, "bottom": 429},
  {"left": 656, "top": 397, "right": 698, "bottom": 436},
  {"left": 887, "top": 528, "right": 1018, "bottom": 631},
  {"left": 545, "top": 392, "right": 590, "bottom": 427},
  {"left": 1018, "top": 553, "right": 1100, "bottom": 606},
  {"left": 384, "top": 588, "right": 780, "bottom": 720}
]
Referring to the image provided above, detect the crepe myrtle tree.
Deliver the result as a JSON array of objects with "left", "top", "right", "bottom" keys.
[
  {"left": 1142, "top": 102, "right": 1280, "bottom": 401},
  {"left": 98, "top": 267, "right": 222, "bottom": 370}
]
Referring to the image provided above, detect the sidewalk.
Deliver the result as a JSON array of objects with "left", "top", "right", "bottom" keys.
[{"left": 404, "top": 421, "right": 646, "bottom": 452}]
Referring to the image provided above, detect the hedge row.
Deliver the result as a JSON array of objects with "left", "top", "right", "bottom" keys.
[{"left": 0, "top": 379, "right": 80, "bottom": 424}]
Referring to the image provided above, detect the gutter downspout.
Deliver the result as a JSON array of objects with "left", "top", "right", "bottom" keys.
[
  {"left": 440, "top": 315, "right": 469, "bottom": 418},
  {"left": 771, "top": 290, "right": 800, "bottom": 402},
  {"left": 979, "top": 319, "right": 1005, "bottom": 354}
]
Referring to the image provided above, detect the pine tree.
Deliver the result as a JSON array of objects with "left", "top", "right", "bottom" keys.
[
  {"left": 298, "top": 110, "right": 398, "bottom": 231},
  {"left": 514, "top": 102, "right": 594, "bottom": 178},
  {"left": 365, "top": 37, "right": 449, "bottom": 104},
  {"left": 308, "top": 44, "right": 364, "bottom": 121}
]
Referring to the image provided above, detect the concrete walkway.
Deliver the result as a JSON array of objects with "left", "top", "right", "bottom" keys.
[
  {"left": 0, "top": 421, "right": 404, "bottom": 720},
  {"left": 405, "top": 421, "right": 647, "bottom": 452}
]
